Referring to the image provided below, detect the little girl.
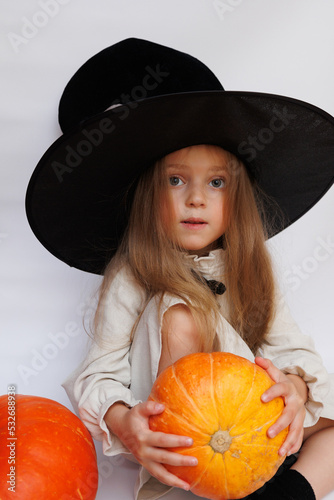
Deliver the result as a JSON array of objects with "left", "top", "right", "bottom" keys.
[{"left": 26, "top": 38, "right": 334, "bottom": 500}]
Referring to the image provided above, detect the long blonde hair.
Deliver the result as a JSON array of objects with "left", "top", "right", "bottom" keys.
[{"left": 94, "top": 145, "right": 280, "bottom": 354}]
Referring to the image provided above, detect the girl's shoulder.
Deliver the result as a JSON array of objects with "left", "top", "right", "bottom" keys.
[
  {"left": 96, "top": 263, "right": 148, "bottom": 336},
  {"left": 106, "top": 264, "right": 146, "bottom": 305}
]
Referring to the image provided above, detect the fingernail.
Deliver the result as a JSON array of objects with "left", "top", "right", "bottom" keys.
[
  {"left": 261, "top": 394, "right": 268, "bottom": 402},
  {"left": 280, "top": 448, "right": 287, "bottom": 456},
  {"left": 268, "top": 429, "right": 275, "bottom": 438},
  {"left": 156, "top": 403, "right": 164, "bottom": 411},
  {"left": 190, "top": 458, "right": 198, "bottom": 466},
  {"left": 185, "top": 438, "right": 193, "bottom": 446},
  {"left": 182, "top": 484, "right": 190, "bottom": 491}
]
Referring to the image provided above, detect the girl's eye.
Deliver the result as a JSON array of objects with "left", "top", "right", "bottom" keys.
[
  {"left": 169, "top": 176, "right": 184, "bottom": 186},
  {"left": 210, "top": 178, "right": 225, "bottom": 188}
]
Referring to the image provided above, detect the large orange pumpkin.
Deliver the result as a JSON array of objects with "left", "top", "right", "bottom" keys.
[
  {"left": 0, "top": 394, "right": 98, "bottom": 499},
  {"left": 149, "top": 352, "right": 288, "bottom": 500}
]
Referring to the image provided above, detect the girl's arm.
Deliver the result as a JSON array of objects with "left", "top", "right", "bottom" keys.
[
  {"left": 104, "top": 401, "right": 197, "bottom": 491},
  {"left": 259, "top": 292, "right": 333, "bottom": 428},
  {"left": 62, "top": 265, "right": 146, "bottom": 453},
  {"left": 103, "top": 303, "right": 204, "bottom": 490}
]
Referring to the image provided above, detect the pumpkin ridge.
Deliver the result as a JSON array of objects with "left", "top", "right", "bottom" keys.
[
  {"left": 191, "top": 449, "right": 230, "bottom": 499},
  {"left": 222, "top": 452, "right": 230, "bottom": 499},
  {"left": 231, "top": 409, "right": 284, "bottom": 439},
  {"left": 188, "top": 447, "right": 215, "bottom": 490},
  {"left": 172, "top": 364, "right": 208, "bottom": 424},
  {"left": 229, "top": 364, "right": 257, "bottom": 433},
  {"left": 149, "top": 395, "right": 212, "bottom": 439},
  {"left": 73, "top": 426, "right": 96, "bottom": 450},
  {"left": 77, "top": 488, "right": 84, "bottom": 499},
  {"left": 252, "top": 410, "right": 284, "bottom": 433},
  {"left": 209, "top": 353, "right": 219, "bottom": 424}
]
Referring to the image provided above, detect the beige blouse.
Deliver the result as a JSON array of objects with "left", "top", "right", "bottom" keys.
[{"left": 63, "top": 249, "right": 334, "bottom": 500}]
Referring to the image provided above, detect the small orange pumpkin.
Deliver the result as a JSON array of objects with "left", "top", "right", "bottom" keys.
[
  {"left": 149, "top": 352, "right": 288, "bottom": 500},
  {"left": 0, "top": 394, "right": 98, "bottom": 499}
]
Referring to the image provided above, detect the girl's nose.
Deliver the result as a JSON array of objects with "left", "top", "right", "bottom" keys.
[{"left": 186, "top": 185, "right": 206, "bottom": 207}]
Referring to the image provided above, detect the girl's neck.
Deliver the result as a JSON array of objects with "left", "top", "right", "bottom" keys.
[{"left": 185, "top": 240, "right": 222, "bottom": 258}]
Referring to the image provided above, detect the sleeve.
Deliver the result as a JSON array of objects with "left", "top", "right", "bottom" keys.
[
  {"left": 257, "top": 292, "right": 334, "bottom": 427},
  {"left": 62, "top": 265, "right": 147, "bottom": 456}
]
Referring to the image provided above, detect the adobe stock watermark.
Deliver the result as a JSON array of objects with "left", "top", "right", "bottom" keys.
[
  {"left": 7, "top": 0, "right": 72, "bottom": 54},
  {"left": 283, "top": 235, "right": 334, "bottom": 292},
  {"left": 237, "top": 107, "right": 297, "bottom": 162},
  {"left": 213, "top": 0, "right": 245, "bottom": 21},
  {"left": 52, "top": 64, "right": 170, "bottom": 183},
  {"left": 17, "top": 321, "right": 80, "bottom": 385}
]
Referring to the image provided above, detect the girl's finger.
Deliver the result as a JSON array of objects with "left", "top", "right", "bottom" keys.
[
  {"left": 149, "top": 448, "right": 198, "bottom": 467},
  {"left": 149, "top": 431, "right": 194, "bottom": 449},
  {"left": 279, "top": 429, "right": 303, "bottom": 457},
  {"left": 137, "top": 400, "right": 165, "bottom": 417},
  {"left": 146, "top": 462, "right": 191, "bottom": 491},
  {"left": 278, "top": 418, "right": 304, "bottom": 456},
  {"left": 255, "top": 357, "right": 281, "bottom": 384},
  {"left": 261, "top": 381, "right": 289, "bottom": 403},
  {"left": 267, "top": 409, "right": 304, "bottom": 452},
  {"left": 266, "top": 404, "right": 296, "bottom": 438}
]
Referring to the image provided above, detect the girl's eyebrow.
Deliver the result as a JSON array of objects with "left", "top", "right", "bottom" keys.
[{"left": 165, "top": 163, "right": 187, "bottom": 171}]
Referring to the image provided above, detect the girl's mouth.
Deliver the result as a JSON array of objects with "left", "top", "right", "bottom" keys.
[{"left": 181, "top": 218, "right": 207, "bottom": 229}]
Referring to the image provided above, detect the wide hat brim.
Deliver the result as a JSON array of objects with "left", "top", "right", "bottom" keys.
[{"left": 26, "top": 89, "right": 334, "bottom": 274}]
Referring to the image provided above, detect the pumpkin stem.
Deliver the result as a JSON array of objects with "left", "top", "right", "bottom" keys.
[{"left": 210, "top": 430, "right": 233, "bottom": 454}]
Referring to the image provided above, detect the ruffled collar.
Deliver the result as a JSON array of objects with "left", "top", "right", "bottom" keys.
[{"left": 184, "top": 248, "right": 225, "bottom": 281}]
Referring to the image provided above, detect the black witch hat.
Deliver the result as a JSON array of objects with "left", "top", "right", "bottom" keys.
[{"left": 26, "top": 38, "right": 334, "bottom": 274}]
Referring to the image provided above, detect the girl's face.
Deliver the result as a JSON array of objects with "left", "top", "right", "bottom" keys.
[{"left": 163, "top": 144, "right": 230, "bottom": 255}]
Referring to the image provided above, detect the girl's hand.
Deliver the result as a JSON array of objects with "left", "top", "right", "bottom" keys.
[
  {"left": 105, "top": 400, "right": 197, "bottom": 491},
  {"left": 255, "top": 357, "right": 306, "bottom": 457}
]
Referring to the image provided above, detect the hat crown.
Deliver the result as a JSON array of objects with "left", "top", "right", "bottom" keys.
[{"left": 59, "top": 38, "right": 224, "bottom": 133}]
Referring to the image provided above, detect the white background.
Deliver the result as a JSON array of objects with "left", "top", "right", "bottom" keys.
[{"left": 1, "top": 1, "right": 334, "bottom": 499}]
